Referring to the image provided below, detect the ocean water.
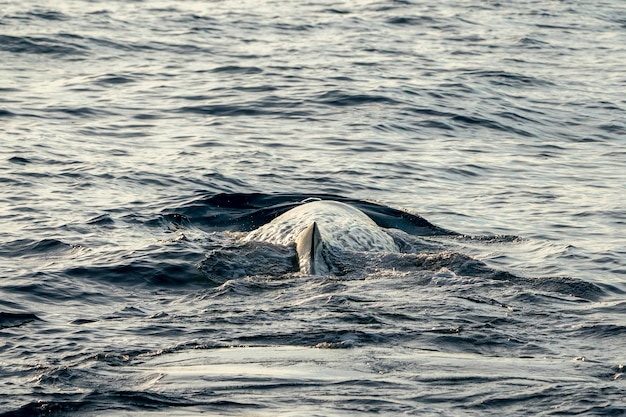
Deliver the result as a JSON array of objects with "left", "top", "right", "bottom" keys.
[{"left": 1, "top": 0, "right": 625, "bottom": 415}]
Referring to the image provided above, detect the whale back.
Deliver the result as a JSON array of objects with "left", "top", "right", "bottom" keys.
[{"left": 243, "top": 200, "right": 398, "bottom": 274}]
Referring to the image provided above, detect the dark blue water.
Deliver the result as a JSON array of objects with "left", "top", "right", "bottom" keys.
[{"left": 1, "top": 0, "right": 625, "bottom": 415}]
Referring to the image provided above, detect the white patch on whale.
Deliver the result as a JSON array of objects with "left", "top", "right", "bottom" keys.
[{"left": 243, "top": 200, "right": 399, "bottom": 275}]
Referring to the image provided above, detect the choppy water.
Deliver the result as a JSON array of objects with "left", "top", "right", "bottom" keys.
[{"left": 1, "top": 0, "right": 625, "bottom": 415}]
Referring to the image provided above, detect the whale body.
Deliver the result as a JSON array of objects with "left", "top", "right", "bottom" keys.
[{"left": 243, "top": 200, "right": 399, "bottom": 275}]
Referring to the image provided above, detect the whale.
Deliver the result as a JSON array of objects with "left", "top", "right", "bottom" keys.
[{"left": 243, "top": 200, "right": 399, "bottom": 275}]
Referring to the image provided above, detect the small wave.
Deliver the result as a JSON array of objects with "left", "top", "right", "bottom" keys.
[
  {"left": 465, "top": 70, "right": 554, "bottom": 87},
  {"left": 7, "top": 156, "right": 30, "bottom": 164},
  {"left": 386, "top": 16, "right": 436, "bottom": 25},
  {"left": 451, "top": 114, "right": 535, "bottom": 137},
  {"left": 0, "top": 35, "right": 87, "bottom": 56},
  {"left": 0, "top": 312, "right": 41, "bottom": 329},
  {"left": 517, "top": 36, "right": 550, "bottom": 48},
  {"left": 3, "top": 393, "right": 261, "bottom": 417},
  {"left": 0, "top": 392, "right": 206, "bottom": 417},
  {"left": 523, "top": 276, "right": 605, "bottom": 301},
  {"left": 66, "top": 261, "right": 202, "bottom": 287},
  {"left": 45, "top": 106, "right": 115, "bottom": 117},
  {"left": 211, "top": 65, "right": 263, "bottom": 74},
  {"left": 69, "top": 318, "right": 98, "bottom": 325},
  {"left": 92, "top": 74, "right": 136, "bottom": 85},
  {"left": 177, "top": 104, "right": 272, "bottom": 117},
  {"left": 176, "top": 93, "right": 309, "bottom": 118},
  {"left": 0, "top": 238, "right": 72, "bottom": 258},
  {"left": 315, "top": 90, "right": 402, "bottom": 107},
  {"left": 233, "top": 85, "right": 279, "bottom": 93},
  {"left": 26, "top": 10, "right": 69, "bottom": 21},
  {"left": 570, "top": 323, "right": 626, "bottom": 339},
  {"left": 86, "top": 214, "right": 115, "bottom": 226},
  {"left": 87, "top": 36, "right": 150, "bottom": 52},
  {"left": 323, "top": 8, "right": 351, "bottom": 15},
  {"left": 236, "top": 329, "right": 384, "bottom": 348}
]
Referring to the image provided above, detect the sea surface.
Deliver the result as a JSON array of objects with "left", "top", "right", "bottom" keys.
[{"left": 1, "top": 0, "right": 625, "bottom": 415}]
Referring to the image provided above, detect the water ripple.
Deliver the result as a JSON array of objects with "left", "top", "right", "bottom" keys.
[
  {"left": 0, "top": 35, "right": 87, "bottom": 55},
  {"left": 2, "top": 0, "right": 625, "bottom": 414}
]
